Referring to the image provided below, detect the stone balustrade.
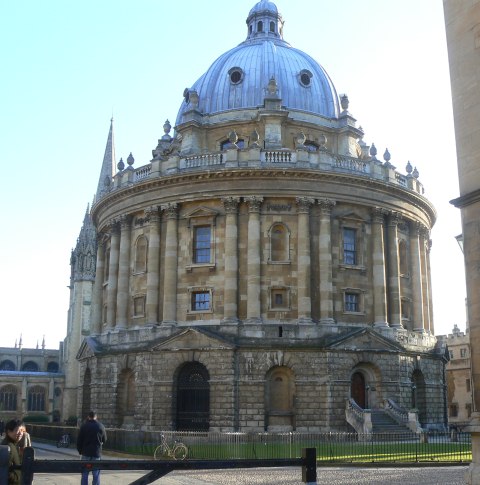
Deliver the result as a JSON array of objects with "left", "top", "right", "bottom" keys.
[{"left": 107, "top": 147, "right": 425, "bottom": 198}]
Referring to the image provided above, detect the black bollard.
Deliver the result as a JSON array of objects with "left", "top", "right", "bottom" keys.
[
  {"left": 301, "top": 447, "right": 317, "bottom": 484},
  {"left": 0, "top": 445, "right": 9, "bottom": 485},
  {"left": 21, "top": 447, "right": 35, "bottom": 485}
]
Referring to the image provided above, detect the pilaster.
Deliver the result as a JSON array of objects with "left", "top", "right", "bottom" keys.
[
  {"left": 145, "top": 206, "right": 161, "bottom": 325},
  {"left": 222, "top": 197, "right": 240, "bottom": 324},
  {"left": 388, "top": 212, "right": 403, "bottom": 328},
  {"left": 245, "top": 196, "right": 263, "bottom": 323},
  {"left": 161, "top": 203, "right": 179, "bottom": 325},
  {"left": 371, "top": 208, "right": 389, "bottom": 327},
  {"left": 106, "top": 221, "right": 120, "bottom": 330},
  {"left": 116, "top": 214, "right": 132, "bottom": 329},
  {"left": 318, "top": 199, "right": 336, "bottom": 324}
]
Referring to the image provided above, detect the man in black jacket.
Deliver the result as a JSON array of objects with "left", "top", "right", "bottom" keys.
[{"left": 76, "top": 411, "right": 107, "bottom": 485}]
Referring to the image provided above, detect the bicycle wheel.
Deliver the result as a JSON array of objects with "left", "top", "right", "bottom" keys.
[
  {"left": 154, "top": 443, "right": 169, "bottom": 460},
  {"left": 173, "top": 444, "right": 188, "bottom": 460}
]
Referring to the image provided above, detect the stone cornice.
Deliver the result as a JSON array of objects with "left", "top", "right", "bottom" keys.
[
  {"left": 450, "top": 188, "right": 480, "bottom": 209},
  {"left": 92, "top": 168, "right": 436, "bottom": 230}
]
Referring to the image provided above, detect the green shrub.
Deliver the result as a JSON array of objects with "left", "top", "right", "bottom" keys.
[
  {"left": 23, "top": 415, "right": 50, "bottom": 423},
  {"left": 65, "top": 416, "right": 78, "bottom": 426}
]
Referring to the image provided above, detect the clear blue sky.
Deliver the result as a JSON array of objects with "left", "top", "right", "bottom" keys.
[{"left": 0, "top": 0, "right": 465, "bottom": 349}]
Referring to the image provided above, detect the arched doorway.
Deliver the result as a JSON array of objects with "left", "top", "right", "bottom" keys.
[
  {"left": 265, "top": 366, "right": 296, "bottom": 431},
  {"left": 176, "top": 362, "right": 210, "bottom": 431},
  {"left": 81, "top": 368, "right": 92, "bottom": 419},
  {"left": 351, "top": 371, "right": 366, "bottom": 409}
]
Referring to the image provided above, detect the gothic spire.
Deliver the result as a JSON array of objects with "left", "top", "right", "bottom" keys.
[
  {"left": 95, "top": 118, "right": 116, "bottom": 201},
  {"left": 70, "top": 205, "right": 97, "bottom": 283}
]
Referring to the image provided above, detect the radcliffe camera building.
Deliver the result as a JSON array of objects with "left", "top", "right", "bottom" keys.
[{"left": 62, "top": 0, "right": 447, "bottom": 433}]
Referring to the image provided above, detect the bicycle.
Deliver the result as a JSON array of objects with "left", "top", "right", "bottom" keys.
[
  {"left": 56, "top": 433, "right": 71, "bottom": 448},
  {"left": 153, "top": 434, "right": 188, "bottom": 460}
]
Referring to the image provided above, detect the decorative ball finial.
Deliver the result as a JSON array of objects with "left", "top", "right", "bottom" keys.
[
  {"left": 127, "top": 152, "right": 135, "bottom": 166},
  {"left": 267, "top": 77, "right": 278, "bottom": 96},
  {"left": 340, "top": 94, "right": 349, "bottom": 111},
  {"left": 406, "top": 161, "right": 413, "bottom": 174},
  {"left": 117, "top": 158, "right": 125, "bottom": 171},
  {"left": 383, "top": 148, "right": 391, "bottom": 163},
  {"left": 413, "top": 167, "right": 419, "bottom": 179},
  {"left": 163, "top": 119, "right": 171, "bottom": 135},
  {"left": 370, "top": 143, "right": 377, "bottom": 158}
]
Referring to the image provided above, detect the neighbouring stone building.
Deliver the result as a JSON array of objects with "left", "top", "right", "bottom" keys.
[
  {"left": 438, "top": 324, "right": 473, "bottom": 428},
  {"left": 0, "top": 338, "right": 64, "bottom": 422},
  {"left": 63, "top": 0, "right": 448, "bottom": 432},
  {"left": 444, "top": 1, "right": 480, "bottom": 480}
]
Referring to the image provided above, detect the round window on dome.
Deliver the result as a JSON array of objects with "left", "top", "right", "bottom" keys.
[
  {"left": 299, "top": 69, "right": 313, "bottom": 87},
  {"left": 228, "top": 67, "right": 244, "bottom": 85}
]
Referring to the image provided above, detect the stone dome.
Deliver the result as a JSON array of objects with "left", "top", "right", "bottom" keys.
[{"left": 176, "top": 1, "right": 340, "bottom": 126}]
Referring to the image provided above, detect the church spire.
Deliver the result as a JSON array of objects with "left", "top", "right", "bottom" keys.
[
  {"left": 70, "top": 204, "right": 97, "bottom": 283},
  {"left": 95, "top": 118, "right": 116, "bottom": 201}
]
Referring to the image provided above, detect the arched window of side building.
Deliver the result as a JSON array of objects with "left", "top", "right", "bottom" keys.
[
  {"left": 27, "top": 386, "right": 46, "bottom": 411},
  {"left": 0, "top": 385, "right": 18, "bottom": 411}
]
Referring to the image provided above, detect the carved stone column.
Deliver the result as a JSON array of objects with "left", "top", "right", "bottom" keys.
[
  {"left": 222, "top": 197, "right": 240, "bottom": 324},
  {"left": 145, "top": 206, "right": 161, "bottom": 325},
  {"left": 296, "top": 197, "right": 314, "bottom": 323},
  {"left": 388, "top": 212, "right": 403, "bottom": 328},
  {"left": 409, "top": 221, "right": 425, "bottom": 332},
  {"left": 420, "top": 227, "right": 431, "bottom": 333},
  {"left": 116, "top": 214, "right": 132, "bottom": 329},
  {"left": 426, "top": 239, "right": 434, "bottom": 334},
  {"left": 106, "top": 221, "right": 120, "bottom": 330},
  {"left": 245, "top": 196, "right": 263, "bottom": 323},
  {"left": 162, "top": 203, "right": 178, "bottom": 325},
  {"left": 371, "top": 208, "right": 389, "bottom": 327},
  {"left": 91, "top": 237, "right": 105, "bottom": 335},
  {"left": 318, "top": 199, "right": 336, "bottom": 324}
]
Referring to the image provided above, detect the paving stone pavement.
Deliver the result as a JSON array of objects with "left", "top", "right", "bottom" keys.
[{"left": 31, "top": 441, "right": 468, "bottom": 484}]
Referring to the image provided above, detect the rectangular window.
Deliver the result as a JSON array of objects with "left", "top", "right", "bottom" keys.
[
  {"left": 467, "top": 404, "right": 472, "bottom": 418},
  {"left": 133, "top": 296, "right": 145, "bottom": 317},
  {"left": 460, "top": 348, "right": 467, "bottom": 358},
  {"left": 343, "top": 228, "right": 357, "bottom": 265},
  {"left": 345, "top": 292, "right": 359, "bottom": 312},
  {"left": 449, "top": 350, "right": 454, "bottom": 360},
  {"left": 467, "top": 378, "right": 471, "bottom": 392},
  {"left": 191, "top": 291, "right": 210, "bottom": 311},
  {"left": 193, "top": 226, "right": 211, "bottom": 263},
  {"left": 449, "top": 404, "right": 458, "bottom": 417},
  {"left": 270, "top": 288, "right": 289, "bottom": 310}
]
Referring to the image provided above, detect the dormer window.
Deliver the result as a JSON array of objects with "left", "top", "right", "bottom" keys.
[{"left": 299, "top": 69, "right": 313, "bottom": 87}]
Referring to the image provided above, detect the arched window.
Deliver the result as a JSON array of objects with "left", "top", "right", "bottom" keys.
[
  {"left": 258, "top": 21, "right": 263, "bottom": 32},
  {"left": 0, "top": 385, "right": 17, "bottom": 411},
  {"left": 134, "top": 236, "right": 148, "bottom": 273},
  {"left": 116, "top": 369, "right": 136, "bottom": 426},
  {"left": 265, "top": 366, "right": 295, "bottom": 431},
  {"left": 81, "top": 368, "right": 92, "bottom": 419},
  {"left": 270, "top": 21, "right": 275, "bottom": 32},
  {"left": 47, "top": 362, "right": 59, "bottom": 373},
  {"left": 176, "top": 362, "right": 210, "bottom": 431},
  {"left": 27, "top": 386, "right": 45, "bottom": 411},
  {"left": 411, "top": 369, "right": 427, "bottom": 425},
  {"left": 0, "top": 360, "right": 15, "bottom": 371},
  {"left": 22, "top": 361, "right": 39, "bottom": 372},
  {"left": 270, "top": 223, "right": 289, "bottom": 262}
]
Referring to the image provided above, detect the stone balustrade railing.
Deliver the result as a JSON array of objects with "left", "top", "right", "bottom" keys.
[
  {"left": 345, "top": 398, "right": 372, "bottom": 438},
  {"left": 108, "top": 147, "right": 425, "bottom": 199},
  {"left": 383, "top": 398, "right": 422, "bottom": 433}
]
